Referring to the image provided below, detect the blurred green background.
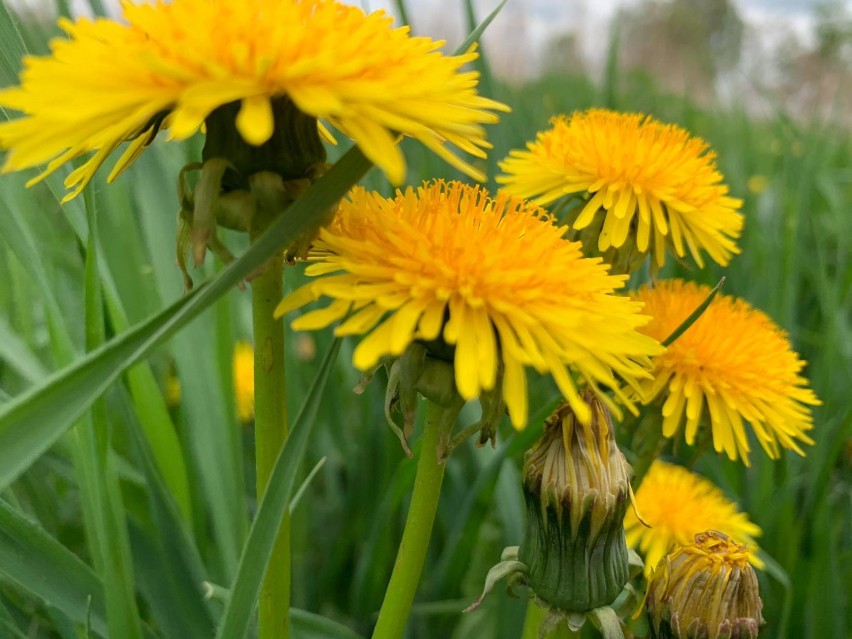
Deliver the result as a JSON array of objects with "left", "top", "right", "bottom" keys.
[{"left": 0, "top": 1, "right": 849, "bottom": 638}]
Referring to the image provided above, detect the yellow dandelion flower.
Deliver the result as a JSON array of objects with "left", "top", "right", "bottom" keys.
[
  {"left": 625, "top": 461, "right": 762, "bottom": 576},
  {"left": 632, "top": 279, "right": 820, "bottom": 464},
  {"left": 0, "top": 0, "right": 509, "bottom": 200},
  {"left": 233, "top": 341, "right": 255, "bottom": 423},
  {"left": 497, "top": 109, "right": 743, "bottom": 269},
  {"left": 275, "top": 180, "right": 662, "bottom": 428}
]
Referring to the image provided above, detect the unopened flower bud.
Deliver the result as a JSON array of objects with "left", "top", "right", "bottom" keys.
[
  {"left": 646, "top": 530, "right": 764, "bottom": 639},
  {"left": 520, "top": 390, "right": 632, "bottom": 611}
]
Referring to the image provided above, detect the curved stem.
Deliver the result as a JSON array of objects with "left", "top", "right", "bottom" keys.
[
  {"left": 371, "top": 400, "right": 453, "bottom": 639},
  {"left": 252, "top": 255, "right": 290, "bottom": 639}
]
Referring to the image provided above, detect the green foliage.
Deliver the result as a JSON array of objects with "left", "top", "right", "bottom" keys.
[{"left": 0, "top": 2, "right": 849, "bottom": 639}]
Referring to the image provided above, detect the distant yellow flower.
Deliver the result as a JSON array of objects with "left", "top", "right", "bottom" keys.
[
  {"left": 632, "top": 279, "right": 820, "bottom": 464},
  {"left": 747, "top": 175, "right": 769, "bottom": 195},
  {"left": 625, "top": 461, "right": 762, "bottom": 575},
  {"left": 233, "top": 341, "right": 255, "bottom": 423},
  {"left": 164, "top": 372, "right": 182, "bottom": 407},
  {"left": 0, "top": 0, "right": 508, "bottom": 200},
  {"left": 276, "top": 180, "right": 662, "bottom": 428},
  {"left": 497, "top": 109, "right": 743, "bottom": 269}
]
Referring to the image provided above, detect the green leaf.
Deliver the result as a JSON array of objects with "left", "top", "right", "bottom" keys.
[
  {"left": 290, "top": 457, "right": 327, "bottom": 514},
  {"left": 0, "top": 187, "right": 78, "bottom": 365},
  {"left": 0, "top": 317, "right": 47, "bottom": 384},
  {"left": 70, "top": 190, "right": 144, "bottom": 639},
  {"left": 0, "top": 499, "right": 108, "bottom": 637},
  {"left": 0, "top": 1, "right": 26, "bottom": 84},
  {"left": 116, "top": 385, "right": 216, "bottom": 638},
  {"left": 457, "top": 0, "right": 507, "bottom": 55},
  {"left": 662, "top": 276, "right": 726, "bottom": 347},
  {"left": 290, "top": 608, "right": 364, "bottom": 639},
  {"left": 216, "top": 338, "right": 341, "bottom": 639},
  {"left": 0, "top": 146, "right": 373, "bottom": 492}
]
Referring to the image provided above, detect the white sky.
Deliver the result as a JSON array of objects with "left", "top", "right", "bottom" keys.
[{"left": 334, "top": 0, "right": 840, "bottom": 78}]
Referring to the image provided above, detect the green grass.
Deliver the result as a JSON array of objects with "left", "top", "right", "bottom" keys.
[{"left": 0, "top": 2, "right": 850, "bottom": 638}]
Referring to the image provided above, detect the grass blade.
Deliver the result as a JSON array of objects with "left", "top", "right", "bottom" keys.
[
  {"left": 456, "top": 0, "right": 507, "bottom": 55},
  {"left": 291, "top": 609, "right": 364, "bottom": 639},
  {"left": 216, "top": 338, "right": 341, "bottom": 639},
  {"left": 0, "top": 146, "right": 373, "bottom": 492},
  {"left": 0, "top": 499, "right": 108, "bottom": 637},
  {"left": 662, "top": 276, "right": 726, "bottom": 347},
  {"left": 69, "top": 191, "right": 143, "bottom": 639},
  {"left": 118, "top": 385, "right": 216, "bottom": 638}
]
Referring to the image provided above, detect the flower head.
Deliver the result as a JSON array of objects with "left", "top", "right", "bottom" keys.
[
  {"left": 497, "top": 109, "right": 743, "bottom": 269},
  {"left": 625, "top": 461, "right": 762, "bottom": 576},
  {"left": 646, "top": 531, "right": 764, "bottom": 639},
  {"left": 275, "top": 180, "right": 662, "bottom": 428},
  {"left": 466, "top": 393, "right": 642, "bottom": 632},
  {"left": 0, "top": 0, "right": 508, "bottom": 200},
  {"left": 632, "top": 279, "right": 820, "bottom": 465},
  {"left": 520, "top": 392, "right": 632, "bottom": 610},
  {"left": 233, "top": 341, "right": 255, "bottom": 423}
]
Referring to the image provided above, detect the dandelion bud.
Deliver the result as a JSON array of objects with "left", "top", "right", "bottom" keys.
[
  {"left": 520, "top": 390, "right": 632, "bottom": 611},
  {"left": 646, "top": 530, "right": 764, "bottom": 639}
]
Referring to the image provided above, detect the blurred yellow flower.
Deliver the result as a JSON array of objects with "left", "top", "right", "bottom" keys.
[
  {"left": 498, "top": 109, "right": 743, "bottom": 269},
  {"left": 625, "top": 460, "right": 762, "bottom": 575},
  {"left": 276, "top": 180, "right": 662, "bottom": 428},
  {"left": 747, "top": 175, "right": 769, "bottom": 194},
  {"left": 164, "top": 372, "right": 182, "bottom": 407},
  {"left": 0, "top": 0, "right": 508, "bottom": 200},
  {"left": 233, "top": 341, "right": 255, "bottom": 423},
  {"left": 632, "top": 279, "right": 820, "bottom": 465}
]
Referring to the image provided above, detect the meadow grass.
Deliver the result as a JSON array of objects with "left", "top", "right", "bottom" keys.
[{"left": 0, "top": 2, "right": 849, "bottom": 638}]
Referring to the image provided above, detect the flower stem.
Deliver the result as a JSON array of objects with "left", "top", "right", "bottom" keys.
[
  {"left": 252, "top": 254, "right": 290, "bottom": 639},
  {"left": 521, "top": 602, "right": 575, "bottom": 638},
  {"left": 371, "top": 400, "right": 452, "bottom": 639},
  {"left": 521, "top": 602, "right": 545, "bottom": 639}
]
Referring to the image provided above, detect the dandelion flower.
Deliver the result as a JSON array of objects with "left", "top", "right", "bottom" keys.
[
  {"left": 0, "top": 0, "right": 509, "bottom": 201},
  {"left": 497, "top": 109, "right": 743, "bottom": 269},
  {"left": 275, "top": 180, "right": 662, "bottom": 428},
  {"left": 632, "top": 279, "right": 820, "bottom": 464},
  {"left": 625, "top": 460, "right": 762, "bottom": 575},
  {"left": 646, "top": 530, "right": 763, "bottom": 639},
  {"left": 521, "top": 392, "right": 632, "bottom": 610},
  {"left": 233, "top": 341, "right": 255, "bottom": 423}
]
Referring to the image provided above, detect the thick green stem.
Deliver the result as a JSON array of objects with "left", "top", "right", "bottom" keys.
[
  {"left": 521, "top": 602, "right": 546, "bottom": 639},
  {"left": 252, "top": 255, "right": 290, "bottom": 639},
  {"left": 371, "top": 400, "right": 451, "bottom": 639},
  {"left": 521, "top": 602, "right": 574, "bottom": 639}
]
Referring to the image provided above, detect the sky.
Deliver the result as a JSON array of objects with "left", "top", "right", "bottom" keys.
[{"left": 337, "top": 0, "right": 846, "bottom": 78}]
